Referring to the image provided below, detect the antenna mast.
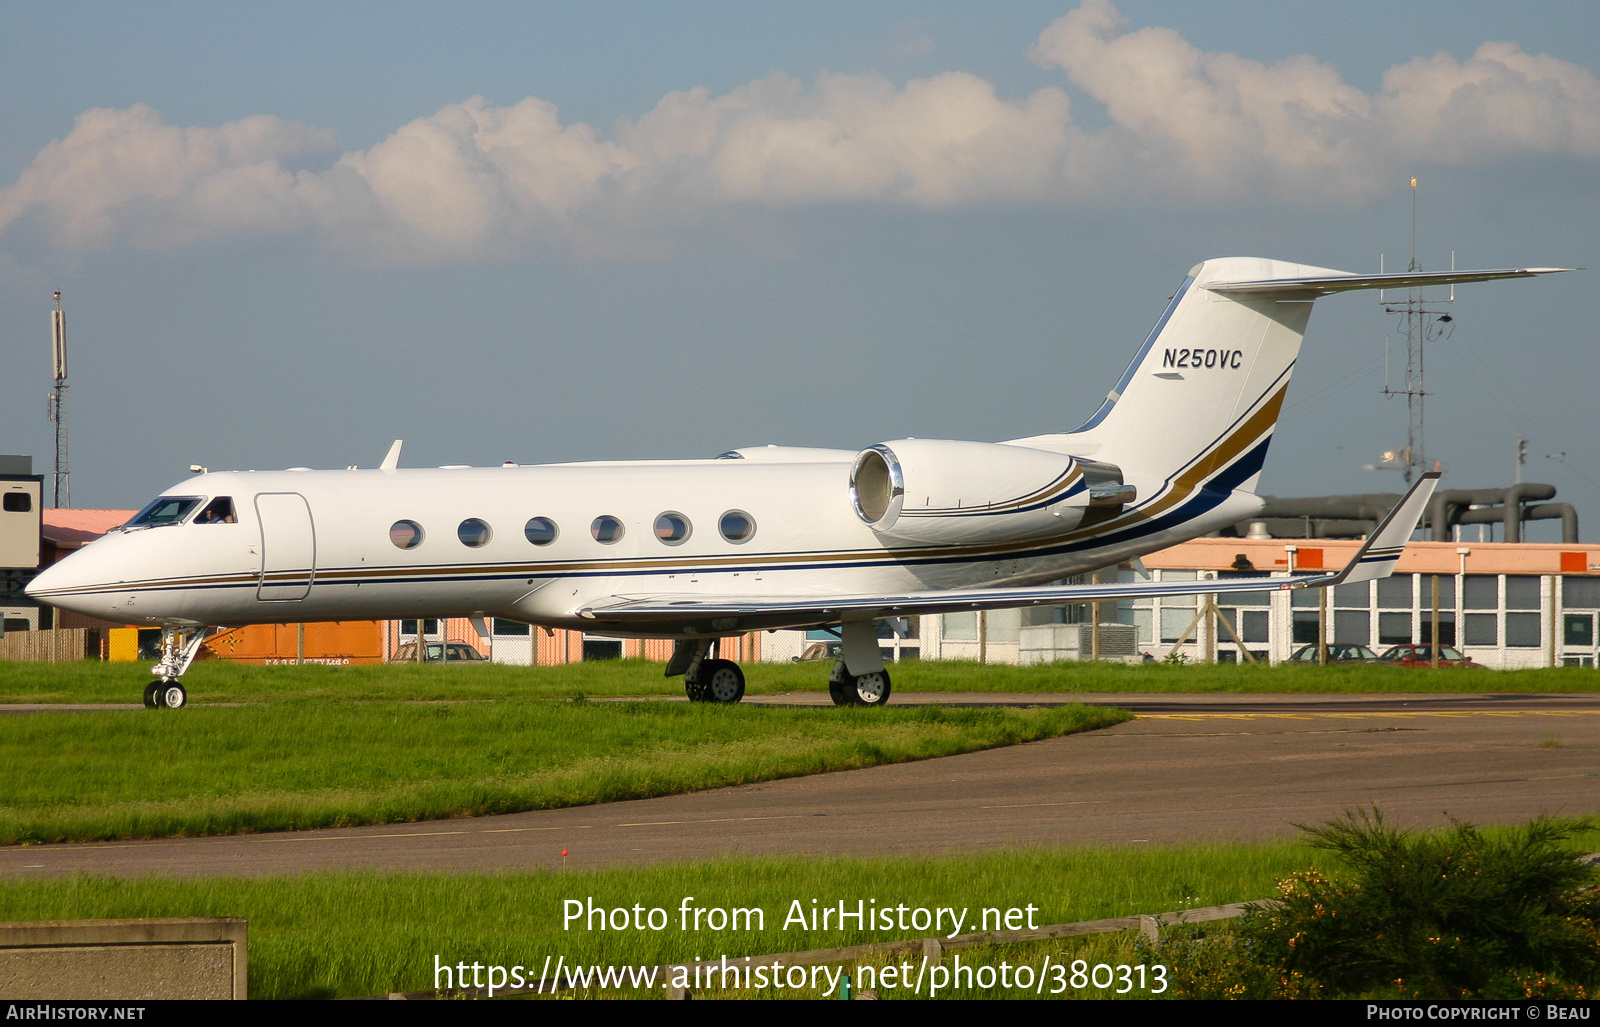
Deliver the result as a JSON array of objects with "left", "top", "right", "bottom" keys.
[
  {"left": 1380, "top": 177, "right": 1454, "bottom": 486},
  {"left": 49, "top": 291, "right": 69, "bottom": 508}
]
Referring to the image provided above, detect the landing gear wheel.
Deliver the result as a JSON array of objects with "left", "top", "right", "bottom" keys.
[
  {"left": 701, "top": 659, "right": 745, "bottom": 704},
  {"left": 850, "top": 669, "right": 891, "bottom": 707},
  {"left": 143, "top": 683, "right": 161, "bottom": 709},
  {"left": 828, "top": 661, "right": 853, "bottom": 706},
  {"left": 157, "top": 683, "right": 187, "bottom": 710}
]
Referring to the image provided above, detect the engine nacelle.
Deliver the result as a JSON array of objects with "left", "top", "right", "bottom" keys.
[{"left": 849, "top": 439, "right": 1135, "bottom": 545}]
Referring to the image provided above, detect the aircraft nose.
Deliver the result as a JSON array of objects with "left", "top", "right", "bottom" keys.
[{"left": 25, "top": 546, "right": 127, "bottom": 620}]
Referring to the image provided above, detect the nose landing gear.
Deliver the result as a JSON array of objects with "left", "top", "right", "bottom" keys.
[{"left": 146, "top": 626, "right": 217, "bottom": 710}]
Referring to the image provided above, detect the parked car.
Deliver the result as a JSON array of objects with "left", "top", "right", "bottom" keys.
[
  {"left": 1287, "top": 644, "right": 1379, "bottom": 664},
  {"left": 390, "top": 641, "right": 488, "bottom": 663},
  {"left": 793, "top": 641, "right": 844, "bottom": 663},
  {"left": 1377, "top": 643, "right": 1477, "bottom": 668}
]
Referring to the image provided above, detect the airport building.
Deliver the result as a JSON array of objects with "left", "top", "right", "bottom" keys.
[{"left": 911, "top": 537, "right": 1600, "bottom": 669}]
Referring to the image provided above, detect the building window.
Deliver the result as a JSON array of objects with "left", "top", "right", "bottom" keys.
[
  {"left": 1378, "top": 612, "right": 1412, "bottom": 646},
  {"left": 1419, "top": 613, "right": 1456, "bottom": 646},
  {"left": 390, "top": 520, "right": 424, "bottom": 550},
  {"left": 1417, "top": 574, "right": 1455, "bottom": 609},
  {"left": 1505, "top": 612, "right": 1541, "bottom": 648},
  {"left": 1565, "top": 577, "right": 1600, "bottom": 608},
  {"left": 1219, "top": 608, "right": 1269, "bottom": 644},
  {"left": 1505, "top": 576, "right": 1541, "bottom": 611},
  {"left": 1333, "top": 580, "right": 1370, "bottom": 645},
  {"left": 3, "top": 492, "right": 32, "bottom": 513},
  {"left": 401, "top": 618, "right": 439, "bottom": 635},
  {"left": 1463, "top": 575, "right": 1498, "bottom": 610},
  {"left": 591, "top": 516, "right": 625, "bottom": 544},
  {"left": 493, "top": 618, "right": 531, "bottom": 636},
  {"left": 1333, "top": 610, "right": 1370, "bottom": 645},
  {"left": 1464, "top": 613, "right": 1497, "bottom": 646},
  {"left": 1123, "top": 607, "right": 1153, "bottom": 644},
  {"left": 943, "top": 612, "right": 977, "bottom": 640},
  {"left": 1160, "top": 607, "right": 1198, "bottom": 644},
  {"left": 1375, "top": 574, "right": 1413, "bottom": 609},
  {"left": 1291, "top": 587, "right": 1321, "bottom": 609}
]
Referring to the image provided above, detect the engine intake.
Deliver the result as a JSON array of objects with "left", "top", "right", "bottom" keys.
[{"left": 849, "top": 439, "right": 1134, "bottom": 545}]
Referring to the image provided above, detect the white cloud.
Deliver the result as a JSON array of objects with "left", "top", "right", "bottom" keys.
[
  {"left": 0, "top": 104, "right": 335, "bottom": 250},
  {"left": 2, "top": 0, "right": 1595, "bottom": 262}
]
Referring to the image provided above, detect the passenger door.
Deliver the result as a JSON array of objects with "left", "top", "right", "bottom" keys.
[{"left": 256, "top": 492, "right": 315, "bottom": 601}]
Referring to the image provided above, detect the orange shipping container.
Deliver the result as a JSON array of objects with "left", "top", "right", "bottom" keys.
[{"left": 205, "top": 622, "right": 385, "bottom": 666}]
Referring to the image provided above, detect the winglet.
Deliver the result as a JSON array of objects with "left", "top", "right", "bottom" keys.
[
  {"left": 1328, "top": 472, "right": 1441, "bottom": 585},
  {"left": 380, "top": 440, "right": 403, "bottom": 471}
]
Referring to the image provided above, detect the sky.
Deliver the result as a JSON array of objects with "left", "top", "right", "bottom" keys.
[{"left": 1, "top": 1, "right": 1597, "bottom": 541}]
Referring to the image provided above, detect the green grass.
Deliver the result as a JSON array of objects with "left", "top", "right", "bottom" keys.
[
  {"left": 0, "top": 700, "right": 1126, "bottom": 845},
  {"left": 2, "top": 656, "right": 1596, "bottom": 705},
  {"left": 0, "top": 843, "right": 1321, "bottom": 999},
  {"left": 8, "top": 824, "right": 1587, "bottom": 999}
]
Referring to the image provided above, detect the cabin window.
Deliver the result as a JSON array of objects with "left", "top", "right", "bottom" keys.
[
  {"left": 654, "top": 511, "right": 691, "bottom": 545},
  {"left": 591, "top": 515, "right": 625, "bottom": 544},
  {"left": 194, "top": 497, "right": 236, "bottom": 524},
  {"left": 524, "top": 517, "right": 558, "bottom": 546},
  {"left": 389, "top": 519, "right": 425, "bottom": 549},
  {"left": 719, "top": 509, "right": 756, "bottom": 543},
  {"left": 2, "top": 492, "right": 31, "bottom": 513},
  {"left": 457, "top": 518, "right": 492, "bottom": 547},
  {"left": 127, "top": 496, "right": 201, "bottom": 527}
]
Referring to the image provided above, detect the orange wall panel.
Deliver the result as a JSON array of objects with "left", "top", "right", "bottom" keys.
[{"left": 205, "top": 622, "right": 385, "bottom": 665}]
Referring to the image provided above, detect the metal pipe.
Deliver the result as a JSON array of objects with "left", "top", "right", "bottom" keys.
[{"left": 1523, "top": 503, "right": 1579, "bottom": 544}]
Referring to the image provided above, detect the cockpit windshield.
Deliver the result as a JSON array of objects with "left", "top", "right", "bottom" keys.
[{"left": 125, "top": 496, "right": 202, "bottom": 528}]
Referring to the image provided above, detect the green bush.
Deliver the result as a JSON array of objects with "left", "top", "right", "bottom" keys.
[{"left": 1168, "top": 810, "right": 1600, "bottom": 999}]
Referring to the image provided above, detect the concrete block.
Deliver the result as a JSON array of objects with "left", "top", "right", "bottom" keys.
[{"left": 0, "top": 917, "right": 246, "bottom": 1000}]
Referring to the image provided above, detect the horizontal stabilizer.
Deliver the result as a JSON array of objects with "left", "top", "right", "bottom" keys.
[
  {"left": 1206, "top": 267, "right": 1574, "bottom": 298},
  {"left": 581, "top": 475, "right": 1441, "bottom": 626}
]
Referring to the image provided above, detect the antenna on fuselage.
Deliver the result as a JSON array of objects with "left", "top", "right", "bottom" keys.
[{"left": 380, "top": 439, "right": 403, "bottom": 471}]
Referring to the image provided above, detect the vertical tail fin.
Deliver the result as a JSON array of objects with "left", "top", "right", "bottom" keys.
[{"left": 1011, "top": 259, "right": 1570, "bottom": 502}]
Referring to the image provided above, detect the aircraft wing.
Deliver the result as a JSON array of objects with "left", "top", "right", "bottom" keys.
[{"left": 581, "top": 474, "right": 1439, "bottom": 625}]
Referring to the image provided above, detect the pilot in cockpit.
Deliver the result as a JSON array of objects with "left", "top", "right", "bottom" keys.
[{"left": 194, "top": 497, "right": 236, "bottom": 524}]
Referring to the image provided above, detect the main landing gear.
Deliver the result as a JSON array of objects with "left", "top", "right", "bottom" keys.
[
  {"left": 828, "top": 661, "right": 892, "bottom": 707},
  {"left": 665, "top": 622, "right": 894, "bottom": 708},
  {"left": 687, "top": 658, "right": 746, "bottom": 704},
  {"left": 671, "top": 639, "right": 746, "bottom": 704},
  {"left": 144, "top": 626, "right": 218, "bottom": 710}
]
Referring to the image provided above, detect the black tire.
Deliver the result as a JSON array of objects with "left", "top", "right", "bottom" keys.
[
  {"left": 158, "top": 683, "right": 187, "bottom": 709},
  {"left": 851, "top": 669, "right": 891, "bottom": 707},
  {"left": 702, "top": 659, "right": 745, "bottom": 704},
  {"left": 684, "top": 665, "right": 709, "bottom": 702},
  {"left": 828, "top": 662, "right": 853, "bottom": 706},
  {"left": 143, "top": 683, "right": 161, "bottom": 709}
]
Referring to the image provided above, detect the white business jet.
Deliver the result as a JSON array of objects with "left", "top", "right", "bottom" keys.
[{"left": 28, "top": 258, "right": 1569, "bottom": 709}]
